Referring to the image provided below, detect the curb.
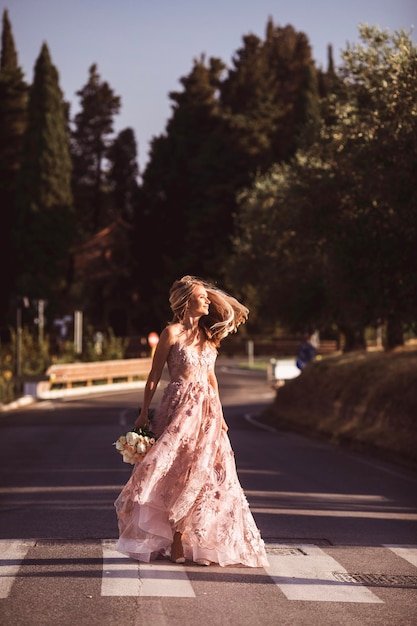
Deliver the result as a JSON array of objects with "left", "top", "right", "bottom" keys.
[
  {"left": 0, "top": 395, "right": 37, "bottom": 412},
  {"left": 244, "top": 413, "right": 279, "bottom": 433},
  {"left": 1, "top": 381, "right": 147, "bottom": 411}
]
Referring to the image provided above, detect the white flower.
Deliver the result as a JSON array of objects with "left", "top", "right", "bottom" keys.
[
  {"left": 114, "top": 429, "right": 155, "bottom": 464},
  {"left": 136, "top": 442, "right": 147, "bottom": 455},
  {"left": 126, "top": 431, "right": 139, "bottom": 445},
  {"left": 122, "top": 450, "right": 134, "bottom": 464}
]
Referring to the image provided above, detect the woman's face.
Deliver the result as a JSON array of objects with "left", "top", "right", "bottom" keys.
[{"left": 188, "top": 285, "right": 210, "bottom": 317}]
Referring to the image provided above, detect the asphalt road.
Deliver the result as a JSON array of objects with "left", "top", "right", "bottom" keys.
[{"left": 0, "top": 359, "right": 416, "bottom": 626}]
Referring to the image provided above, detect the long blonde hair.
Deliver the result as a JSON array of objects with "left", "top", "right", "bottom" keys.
[{"left": 169, "top": 275, "right": 249, "bottom": 346}]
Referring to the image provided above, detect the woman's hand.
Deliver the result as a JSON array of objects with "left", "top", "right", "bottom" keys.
[
  {"left": 221, "top": 418, "right": 228, "bottom": 432},
  {"left": 134, "top": 409, "right": 148, "bottom": 429}
]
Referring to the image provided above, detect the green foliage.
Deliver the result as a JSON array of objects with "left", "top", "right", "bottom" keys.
[
  {"left": 228, "top": 25, "right": 417, "bottom": 349},
  {"left": 228, "top": 155, "right": 330, "bottom": 333},
  {"left": 322, "top": 25, "right": 417, "bottom": 347},
  {"left": 2, "top": 327, "right": 50, "bottom": 377},
  {"left": 83, "top": 326, "right": 128, "bottom": 361},
  {"left": 0, "top": 9, "right": 28, "bottom": 325},
  {"left": 52, "top": 325, "right": 128, "bottom": 363},
  {"left": 14, "top": 43, "right": 74, "bottom": 305},
  {"left": 135, "top": 20, "right": 319, "bottom": 329},
  {"left": 0, "top": 9, "right": 17, "bottom": 71},
  {"left": 18, "top": 44, "right": 72, "bottom": 211},
  {"left": 0, "top": 338, "right": 14, "bottom": 403},
  {"left": 71, "top": 64, "right": 121, "bottom": 235},
  {"left": 221, "top": 21, "right": 317, "bottom": 165},
  {"left": 135, "top": 55, "right": 230, "bottom": 326},
  {"left": 17, "top": 327, "right": 50, "bottom": 375},
  {"left": 2, "top": 13, "right": 415, "bottom": 351},
  {"left": 107, "top": 127, "right": 139, "bottom": 221}
]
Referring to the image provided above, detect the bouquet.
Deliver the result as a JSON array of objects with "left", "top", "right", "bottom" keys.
[{"left": 113, "top": 425, "right": 156, "bottom": 465}]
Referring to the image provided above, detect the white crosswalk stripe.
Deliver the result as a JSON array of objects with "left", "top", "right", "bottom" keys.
[
  {"left": 265, "top": 544, "right": 382, "bottom": 603},
  {"left": 0, "top": 539, "right": 35, "bottom": 599},
  {"left": 384, "top": 544, "right": 417, "bottom": 568},
  {"left": 101, "top": 540, "right": 195, "bottom": 597}
]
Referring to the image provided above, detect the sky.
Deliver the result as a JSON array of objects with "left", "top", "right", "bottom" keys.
[{"left": 3, "top": 0, "right": 416, "bottom": 173}]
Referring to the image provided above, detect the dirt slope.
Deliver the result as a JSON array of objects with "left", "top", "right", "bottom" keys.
[{"left": 261, "top": 348, "right": 417, "bottom": 471}]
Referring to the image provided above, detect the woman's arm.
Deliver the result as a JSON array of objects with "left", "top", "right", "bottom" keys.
[
  {"left": 208, "top": 364, "right": 228, "bottom": 432},
  {"left": 134, "top": 326, "right": 175, "bottom": 428}
]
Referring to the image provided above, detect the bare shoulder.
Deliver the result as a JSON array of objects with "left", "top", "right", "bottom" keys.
[{"left": 161, "top": 324, "right": 181, "bottom": 345}]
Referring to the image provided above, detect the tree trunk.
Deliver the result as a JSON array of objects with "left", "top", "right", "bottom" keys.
[
  {"left": 386, "top": 315, "right": 403, "bottom": 350},
  {"left": 340, "top": 325, "right": 366, "bottom": 352}
]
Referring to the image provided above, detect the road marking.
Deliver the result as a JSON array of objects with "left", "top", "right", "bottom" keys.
[
  {"left": 265, "top": 544, "right": 383, "bottom": 603},
  {"left": 2, "top": 540, "right": 415, "bottom": 602},
  {"left": 137, "top": 561, "right": 196, "bottom": 597},
  {"left": 385, "top": 544, "right": 417, "bottom": 567},
  {"left": 0, "top": 539, "right": 35, "bottom": 599},
  {"left": 101, "top": 541, "right": 195, "bottom": 597},
  {"left": 252, "top": 507, "right": 417, "bottom": 520},
  {"left": 101, "top": 541, "right": 141, "bottom": 596}
]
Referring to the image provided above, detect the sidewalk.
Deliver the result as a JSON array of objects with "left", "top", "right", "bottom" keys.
[
  {"left": 0, "top": 395, "right": 37, "bottom": 412},
  {"left": 0, "top": 380, "right": 147, "bottom": 412}
]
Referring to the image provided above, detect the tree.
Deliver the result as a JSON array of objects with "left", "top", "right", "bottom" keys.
[
  {"left": 227, "top": 156, "right": 331, "bottom": 335},
  {"left": 324, "top": 25, "right": 417, "bottom": 348},
  {"left": 133, "top": 19, "right": 321, "bottom": 331},
  {"left": 14, "top": 43, "right": 74, "bottom": 310},
  {"left": 221, "top": 19, "right": 318, "bottom": 167},
  {"left": 71, "top": 64, "right": 121, "bottom": 235},
  {"left": 228, "top": 25, "right": 417, "bottom": 350},
  {"left": 134, "top": 55, "right": 230, "bottom": 328},
  {"left": 107, "top": 127, "right": 139, "bottom": 222},
  {"left": 0, "top": 9, "right": 28, "bottom": 326}
]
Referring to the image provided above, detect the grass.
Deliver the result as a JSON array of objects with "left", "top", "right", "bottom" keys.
[{"left": 260, "top": 347, "right": 417, "bottom": 471}]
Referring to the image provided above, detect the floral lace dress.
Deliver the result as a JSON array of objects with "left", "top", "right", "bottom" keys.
[{"left": 114, "top": 340, "right": 268, "bottom": 567}]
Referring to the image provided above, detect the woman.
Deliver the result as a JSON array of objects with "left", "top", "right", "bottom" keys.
[{"left": 114, "top": 275, "right": 268, "bottom": 568}]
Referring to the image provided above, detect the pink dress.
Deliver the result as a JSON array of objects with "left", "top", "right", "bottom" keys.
[{"left": 114, "top": 340, "right": 268, "bottom": 567}]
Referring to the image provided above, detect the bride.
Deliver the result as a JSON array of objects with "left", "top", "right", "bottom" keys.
[{"left": 114, "top": 275, "right": 268, "bottom": 568}]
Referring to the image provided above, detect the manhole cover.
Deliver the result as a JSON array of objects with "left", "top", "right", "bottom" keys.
[
  {"left": 266, "top": 546, "right": 307, "bottom": 556},
  {"left": 332, "top": 572, "right": 417, "bottom": 589}
]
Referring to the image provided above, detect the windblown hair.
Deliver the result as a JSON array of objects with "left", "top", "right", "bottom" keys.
[{"left": 169, "top": 275, "right": 249, "bottom": 347}]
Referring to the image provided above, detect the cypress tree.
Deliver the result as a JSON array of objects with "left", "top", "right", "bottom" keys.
[
  {"left": 0, "top": 9, "right": 28, "bottom": 326},
  {"left": 107, "top": 127, "right": 139, "bottom": 221},
  {"left": 220, "top": 19, "right": 316, "bottom": 168},
  {"left": 296, "top": 61, "right": 321, "bottom": 149},
  {"left": 137, "top": 57, "right": 229, "bottom": 307},
  {"left": 15, "top": 43, "right": 73, "bottom": 306},
  {"left": 72, "top": 64, "right": 121, "bottom": 235}
]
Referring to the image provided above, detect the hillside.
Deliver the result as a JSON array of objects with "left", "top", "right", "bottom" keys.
[{"left": 260, "top": 348, "right": 417, "bottom": 471}]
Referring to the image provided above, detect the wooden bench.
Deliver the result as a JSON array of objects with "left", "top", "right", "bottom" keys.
[{"left": 43, "top": 358, "right": 152, "bottom": 390}]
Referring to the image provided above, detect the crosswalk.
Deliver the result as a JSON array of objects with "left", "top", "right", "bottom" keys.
[
  {"left": 1, "top": 540, "right": 416, "bottom": 603},
  {"left": 101, "top": 540, "right": 196, "bottom": 597},
  {"left": 265, "top": 544, "right": 382, "bottom": 603},
  {"left": 0, "top": 539, "right": 35, "bottom": 599}
]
